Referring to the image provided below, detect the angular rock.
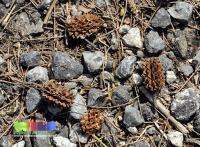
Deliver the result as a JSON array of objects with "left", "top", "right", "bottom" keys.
[
  {"left": 122, "top": 27, "right": 143, "bottom": 48},
  {"left": 26, "top": 66, "right": 49, "bottom": 82},
  {"left": 96, "top": 0, "right": 111, "bottom": 8},
  {"left": 88, "top": 88, "right": 105, "bottom": 106},
  {"left": 20, "top": 51, "right": 41, "bottom": 68},
  {"left": 179, "top": 63, "right": 193, "bottom": 77},
  {"left": 70, "top": 94, "right": 87, "bottom": 120},
  {"left": 167, "top": 130, "right": 183, "bottom": 147},
  {"left": 0, "top": 136, "right": 9, "bottom": 147},
  {"left": 0, "top": 93, "right": 6, "bottom": 106},
  {"left": 112, "top": 85, "right": 131, "bottom": 105},
  {"left": 151, "top": 8, "right": 171, "bottom": 28},
  {"left": 139, "top": 86, "right": 156, "bottom": 103},
  {"left": 69, "top": 123, "right": 89, "bottom": 143},
  {"left": 12, "top": 141, "right": 25, "bottom": 147},
  {"left": 127, "top": 127, "right": 138, "bottom": 135},
  {"left": 52, "top": 51, "right": 83, "bottom": 81},
  {"left": 26, "top": 88, "right": 41, "bottom": 113},
  {"left": 82, "top": 51, "right": 104, "bottom": 73},
  {"left": 144, "top": 30, "right": 165, "bottom": 54},
  {"left": 64, "top": 82, "right": 77, "bottom": 90},
  {"left": 171, "top": 88, "right": 199, "bottom": 121},
  {"left": 141, "top": 103, "right": 159, "bottom": 121},
  {"left": 123, "top": 105, "right": 144, "bottom": 128},
  {"left": 116, "top": 56, "right": 136, "bottom": 79},
  {"left": 59, "top": 126, "right": 69, "bottom": 138},
  {"left": 0, "top": 56, "right": 7, "bottom": 73},
  {"left": 76, "top": 75, "right": 93, "bottom": 86},
  {"left": 132, "top": 73, "right": 143, "bottom": 85},
  {"left": 129, "top": 141, "right": 150, "bottom": 147},
  {"left": 100, "top": 71, "right": 114, "bottom": 83},
  {"left": 119, "top": 25, "right": 131, "bottom": 34},
  {"left": 168, "top": 2, "right": 193, "bottom": 23},
  {"left": 159, "top": 54, "right": 174, "bottom": 71},
  {"left": 136, "top": 50, "right": 144, "bottom": 58},
  {"left": 53, "top": 136, "right": 77, "bottom": 147},
  {"left": 166, "top": 71, "right": 177, "bottom": 84},
  {"left": 193, "top": 112, "right": 200, "bottom": 133},
  {"left": 32, "top": 137, "right": 51, "bottom": 147}
]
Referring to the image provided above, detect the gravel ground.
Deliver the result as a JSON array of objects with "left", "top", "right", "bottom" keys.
[{"left": 0, "top": 0, "right": 199, "bottom": 147}]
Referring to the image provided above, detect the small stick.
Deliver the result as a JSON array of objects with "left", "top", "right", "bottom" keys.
[
  {"left": 2, "top": 5, "right": 16, "bottom": 26},
  {"left": 43, "top": 0, "right": 57, "bottom": 24},
  {"left": 92, "top": 134, "right": 108, "bottom": 147}
]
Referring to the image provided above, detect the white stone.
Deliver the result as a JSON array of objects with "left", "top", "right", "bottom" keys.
[
  {"left": 132, "top": 73, "right": 143, "bottom": 85},
  {"left": 122, "top": 27, "right": 143, "bottom": 48},
  {"left": 12, "top": 141, "right": 25, "bottom": 147},
  {"left": 166, "top": 71, "right": 177, "bottom": 84},
  {"left": 26, "top": 66, "right": 49, "bottom": 82},
  {"left": 167, "top": 130, "right": 183, "bottom": 147},
  {"left": 53, "top": 136, "right": 77, "bottom": 147}
]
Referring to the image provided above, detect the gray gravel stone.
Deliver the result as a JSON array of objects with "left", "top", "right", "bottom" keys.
[
  {"left": 88, "top": 88, "right": 105, "bottom": 106},
  {"left": 112, "top": 85, "right": 131, "bottom": 105},
  {"left": 70, "top": 93, "right": 87, "bottom": 120},
  {"left": 171, "top": 88, "right": 199, "bottom": 121},
  {"left": 0, "top": 56, "right": 7, "bottom": 73},
  {"left": 52, "top": 51, "right": 83, "bottom": 81},
  {"left": 53, "top": 136, "right": 77, "bottom": 147},
  {"left": 47, "top": 104, "right": 62, "bottom": 115},
  {"left": 0, "top": 136, "right": 9, "bottom": 147},
  {"left": 0, "top": 93, "right": 7, "bottom": 106},
  {"left": 159, "top": 54, "right": 174, "bottom": 71},
  {"left": 122, "top": 27, "right": 143, "bottom": 48},
  {"left": 136, "top": 50, "right": 144, "bottom": 58},
  {"left": 132, "top": 73, "right": 143, "bottom": 85},
  {"left": 96, "top": 0, "right": 110, "bottom": 8},
  {"left": 32, "top": 137, "right": 51, "bottom": 147},
  {"left": 144, "top": 30, "right": 165, "bottom": 54},
  {"left": 26, "top": 66, "right": 49, "bottom": 82},
  {"left": 123, "top": 105, "right": 144, "bottom": 127},
  {"left": 69, "top": 123, "right": 89, "bottom": 143},
  {"left": 141, "top": 103, "right": 159, "bottom": 121},
  {"left": 167, "top": 130, "right": 183, "bottom": 147},
  {"left": 166, "top": 71, "right": 177, "bottom": 84},
  {"left": 12, "top": 12, "right": 43, "bottom": 36},
  {"left": 168, "top": 2, "right": 193, "bottom": 23},
  {"left": 128, "top": 141, "right": 150, "bottom": 147},
  {"left": 193, "top": 112, "right": 200, "bottom": 133},
  {"left": 64, "top": 82, "right": 77, "bottom": 89},
  {"left": 76, "top": 75, "right": 93, "bottom": 86},
  {"left": 26, "top": 88, "right": 41, "bottom": 113},
  {"left": 100, "top": 71, "right": 114, "bottom": 83},
  {"left": 111, "top": 32, "right": 119, "bottom": 50},
  {"left": 151, "top": 8, "right": 171, "bottom": 28},
  {"left": 127, "top": 127, "right": 138, "bottom": 135},
  {"left": 0, "top": 4, "right": 7, "bottom": 18},
  {"left": 20, "top": 51, "right": 41, "bottom": 68},
  {"left": 139, "top": 86, "right": 156, "bottom": 103},
  {"left": 179, "top": 63, "right": 193, "bottom": 77},
  {"left": 59, "top": 126, "right": 69, "bottom": 138},
  {"left": 119, "top": 25, "right": 131, "bottom": 34},
  {"left": 82, "top": 51, "right": 104, "bottom": 73},
  {"left": 116, "top": 56, "right": 137, "bottom": 79},
  {"left": 12, "top": 141, "right": 25, "bottom": 147}
]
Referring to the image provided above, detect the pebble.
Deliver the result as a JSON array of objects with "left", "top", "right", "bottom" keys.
[
  {"left": 12, "top": 12, "right": 43, "bottom": 36},
  {"left": 132, "top": 73, "right": 143, "bottom": 85},
  {"left": 26, "top": 66, "right": 49, "bottom": 82},
  {"left": 52, "top": 51, "right": 83, "bottom": 81},
  {"left": 0, "top": 56, "right": 7, "bottom": 73},
  {"left": 0, "top": 4, "right": 7, "bottom": 17},
  {"left": 141, "top": 103, "right": 159, "bottom": 121},
  {"left": 70, "top": 93, "right": 87, "bottom": 120},
  {"left": 64, "top": 82, "right": 77, "bottom": 89},
  {"left": 144, "top": 30, "right": 165, "bottom": 54},
  {"left": 59, "top": 126, "right": 69, "bottom": 138},
  {"left": 171, "top": 88, "right": 199, "bottom": 121},
  {"left": 116, "top": 56, "right": 137, "bottom": 79},
  {"left": 0, "top": 136, "right": 9, "bottom": 147},
  {"left": 119, "top": 25, "right": 131, "bottom": 34},
  {"left": 82, "top": 51, "right": 104, "bottom": 73},
  {"left": 111, "top": 32, "right": 119, "bottom": 50},
  {"left": 193, "top": 112, "right": 200, "bottom": 133},
  {"left": 69, "top": 123, "right": 89, "bottom": 143},
  {"left": 179, "top": 63, "right": 194, "bottom": 77},
  {"left": 127, "top": 127, "right": 138, "bottom": 135},
  {"left": 159, "top": 54, "right": 174, "bottom": 71},
  {"left": 136, "top": 50, "right": 144, "bottom": 58},
  {"left": 129, "top": 141, "right": 150, "bottom": 147},
  {"left": 151, "top": 8, "right": 171, "bottom": 28},
  {"left": 32, "top": 137, "right": 51, "bottom": 147},
  {"left": 53, "top": 136, "right": 77, "bottom": 147},
  {"left": 112, "top": 85, "right": 131, "bottom": 105},
  {"left": 12, "top": 141, "right": 25, "bottom": 147},
  {"left": 122, "top": 27, "right": 143, "bottom": 48},
  {"left": 167, "top": 130, "right": 183, "bottom": 147},
  {"left": 100, "top": 71, "right": 114, "bottom": 83},
  {"left": 26, "top": 88, "right": 41, "bottom": 113},
  {"left": 0, "top": 93, "right": 6, "bottom": 106},
  {"left": 123, "top": 105, "right": 144, "bottom": 128},
  {"left": 166, "top": 71, "right": 177, "bottom": 84},
  {"left": 88, "top": 88, "right": 105, "bottom": 106},
  {"left": 20, "top": 51, "right": 41, "bottom": 68},
  {"left": 139, "top": 86, "right": 156, "bottom": 103},
  {"left": 96, "top": 0, "right": 111, "bottom": 8},
  {"left": 168, "top": 2, "right": 193, "bottom": 23},
  {"left": 76, "top": 75, "right": 93, "bottom": 86}
]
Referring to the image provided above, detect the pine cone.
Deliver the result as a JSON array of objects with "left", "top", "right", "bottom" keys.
[
  {"left": 80, "top": 109, "right": 104, "bottom": 134},
  {"left": 42, "top": 80, "right": 74, "bottom": 108},
  {"left": 66, "top": 14, "right": 104, "bottom": 39},
  {"left": 142, "top": 57, "right": 165, "bottom": 91}
]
